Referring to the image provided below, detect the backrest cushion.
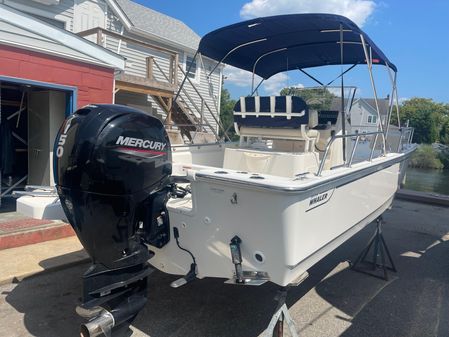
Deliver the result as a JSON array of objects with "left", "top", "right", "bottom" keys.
[{"left": 233, "top": 96, "right": 309, "bottom": 129}]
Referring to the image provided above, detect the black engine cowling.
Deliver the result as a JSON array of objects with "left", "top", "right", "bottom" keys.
[{"left": 54, "top": 104, "right": 172, "bottom": 334}]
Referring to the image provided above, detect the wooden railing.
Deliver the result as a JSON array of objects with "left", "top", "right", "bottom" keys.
[
  {"left": 77, "top": 27, "right": 179, "bottom": 87},
  {"left": 77, "top": 27, "right": 228, "bottom": 141}
]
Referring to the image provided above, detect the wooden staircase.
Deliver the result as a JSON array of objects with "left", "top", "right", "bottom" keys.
[
  {"left": 77, "top": 27, "right": 227, "bottom": 143},
  {"left": 152, "top": 96, "right": 199, "bottom": 141}
]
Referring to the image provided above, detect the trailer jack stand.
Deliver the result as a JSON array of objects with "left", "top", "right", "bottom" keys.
[
  {"left": 264, "top": 287, "right": 299, "bottom": 337},
  {"left": 351, "top": 216, "right": 397, "bottom": 281}
]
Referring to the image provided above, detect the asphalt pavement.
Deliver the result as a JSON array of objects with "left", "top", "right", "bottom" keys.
[{"left": 1, "top": 199, "right": 449, "bottom": 337}]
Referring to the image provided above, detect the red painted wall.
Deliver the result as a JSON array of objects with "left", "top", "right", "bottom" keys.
[{"left": 0, "top": 45, "right": 114, "bottom": 108}]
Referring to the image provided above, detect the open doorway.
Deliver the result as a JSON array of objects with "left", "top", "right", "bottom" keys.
[{"left": 0, "top": 79, "right": 74, "bottom": 210}]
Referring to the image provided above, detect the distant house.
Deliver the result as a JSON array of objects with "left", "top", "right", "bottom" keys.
[
  {"left": 348, "top": 98, "right": 389, "bottom": 134},
  {"left": 0, "top": 0, "right": 222, "bottom": 206},
  {"left": 328, "top": 97, "right": 389, "bottom": 134},
  {"left": 4, "top": 0, "right": 223, "bottom": 141}
]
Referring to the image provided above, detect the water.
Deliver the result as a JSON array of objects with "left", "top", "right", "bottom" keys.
[
  {"left": 350, "top": 141, "right": 449, "bottom": 195},
  {"left": 403, "top": 167, "right": 449, "bottom": 195}
]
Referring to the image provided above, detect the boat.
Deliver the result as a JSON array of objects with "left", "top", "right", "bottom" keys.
[{"left": 16, "top": 13, "right": 415, "bottom": 336}]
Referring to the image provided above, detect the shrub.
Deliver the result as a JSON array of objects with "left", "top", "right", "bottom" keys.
[
  {"left": 409, "top": 144, "right": 444, "bottom": 169},
  {"left": 438, "top": 148, "right": 449, "bottom": 168}
]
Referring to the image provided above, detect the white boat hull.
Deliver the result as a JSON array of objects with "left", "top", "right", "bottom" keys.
[
  {"left": 149, "top": 151, "right": 409, "bottom": 286},
  {"left": 15, "top": 142, "right": 414, "bottom": 287}
]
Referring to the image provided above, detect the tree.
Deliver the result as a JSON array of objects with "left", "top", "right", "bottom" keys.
[
  {"left": 399, "top": 98, "right": 448, "bottom": 144},
  {"left": 440, "top": 117, "right": 449, "bottom": 145},
  {"left": 280, "top": 87, "right": 336, "bottom": 110},
  {"left": 219, "top": 88, "right": 238, "bottom": 140}
]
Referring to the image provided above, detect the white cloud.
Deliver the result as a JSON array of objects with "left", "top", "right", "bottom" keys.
[
  {"left": 223, "top": 66, "right": 297, "bottom": 96},
  {"left": 328, "top": 87, "right": 343, "bottom": 97},
  {"left": 263, "top": 73, "right": 289, "bottom": 95},
  {"left": 223, "top": 66, "right": 260, "bottom": 88},
  {"left": 240, "top": 0, "right": 376, "bottom": 27},
  {"left": 327, "top": 87, "right": 359, "bottom": 98}
]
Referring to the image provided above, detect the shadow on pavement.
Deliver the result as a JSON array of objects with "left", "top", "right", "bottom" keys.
[
  {"left": 4, "top": 202, "right": 449, "bottom": 337},
  {"left": 3, "top": 238, "right": 351, "bottom": 337},
  {"left": 315, "top": 217, "right": 449, "bottom": 337},
  {"left": 0, "top": 196, "right": 17, "bottom": 214}
]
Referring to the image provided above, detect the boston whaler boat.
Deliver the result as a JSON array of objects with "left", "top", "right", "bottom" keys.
[{"left": 17, "top": 13, "right": 415, "bottom": 336}]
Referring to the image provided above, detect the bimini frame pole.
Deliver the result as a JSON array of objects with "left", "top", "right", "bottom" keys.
[
  {"left": 360, "top": 33, "right": 386, "bottom": 155},
  {"left": 383, "top": 70, "right": 395, "bottom": 143},
  {"left": 251, "top": 47, "right": 287, "bottom": 93},
  {"left": 386, "top": 66, "right": 401, "bottom": 129},
  {"left": 340, "top": 24, "right": 347, "bottom": 162},
  {"left": 207, "top": 38, "right": 268, "bottom": 78},
  {"left": 383, "top": 65, "right": 399, "bottom": 144},
  {"left": 298, "top": 68, "right": 324, "bottom": 86},
  {"left": 251, "top": 78, "right": 265, "bottom": 96}
]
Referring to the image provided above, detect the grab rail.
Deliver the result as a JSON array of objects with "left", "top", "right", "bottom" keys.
[
  {"left": 316, "top": 127, "right": 414, "bottom": 176},
  {"left": 316, "top": 130, "right": 384, "bottom": 176},
  {"left": 397, "top": 127, "right": 414, "bottom": 152}
]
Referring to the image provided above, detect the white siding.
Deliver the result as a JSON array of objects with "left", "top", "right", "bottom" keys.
[
  {"left": 6, "top": 0, "right": 222, "bottom": 133},
  {"left": 0, "top": 19, "right": 111, "bottom": 65},
  {"left": 178, "top": 54, "right": 221, "bottom": 131},
  {"left": 4, "top": 0, "right": 75, "bottom": 31},
  {"left": 107, "top": 7, "right": 123, "bottom": 33},
  {"left": 105, "top": 10, "right": 221, "bottom": 132},
  {"left": 350, "top": 101, "right": 378, "bottom": 133}
]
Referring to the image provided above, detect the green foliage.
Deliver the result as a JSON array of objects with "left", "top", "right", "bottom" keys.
[
  {"left": 219, "top": 88, "right": 239, "bottom": 141},
  {"left": 280, "top": 87, "right": 336, "bottom": 110},
  {"left": 440, "top": 118, "right": 449, "bottom": 145},
  {"left": 399, "top": 98, "right": 449, "bottom": 144},
  {"left": 409, "top": 144, "right": 444, "bottom": 169},
  {"left": 438, "top": 148, "right": 449, "bottom": 168}
]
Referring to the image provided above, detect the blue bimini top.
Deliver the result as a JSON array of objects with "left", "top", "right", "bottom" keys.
[{"left": 198, "top": 13, "right": 396, "bottom": 79}]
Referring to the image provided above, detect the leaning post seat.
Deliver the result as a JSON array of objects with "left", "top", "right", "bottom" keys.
[
  {"left": 233, "top": 96, "right": 319, "bottom": 152},
  {"left": 224, "top": 96, "right": 321, "bottom": 177}
]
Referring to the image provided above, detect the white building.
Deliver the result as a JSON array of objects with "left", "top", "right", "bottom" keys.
[
  {"left": 4, "top": 0, "right": 223, "bottom": 141},
  {"left": 347, "top": 98, "right": 389, "bottom": 134}
]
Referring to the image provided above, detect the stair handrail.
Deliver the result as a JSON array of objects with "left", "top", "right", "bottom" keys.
[
  {"left": 152, "top": 59, "right": 218, "bottom": 138},
  {"left": 177, "top": 92, "right": 219, "bottom": 140},
  {"left": 177, "top": 65, "right": 231, "bottom": 141}
]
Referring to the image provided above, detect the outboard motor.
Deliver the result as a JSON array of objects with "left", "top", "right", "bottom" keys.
[{"left": 54, "top": 104, "right": 172, "bottom": 336}]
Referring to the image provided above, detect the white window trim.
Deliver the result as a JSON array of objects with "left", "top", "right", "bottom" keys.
[
  {"left": 183, "top": 54, "right": 201, "bottom": 84},
  {"left": 367, "top": 114, "right": 377, "bottom": 124}
]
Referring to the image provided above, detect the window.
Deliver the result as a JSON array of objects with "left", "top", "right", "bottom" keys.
[
  {"left": 367, "top": 115, "right": 377, "bottom": 124},
  {"left": 185, "top": 55, "right": 199, "bottom": 82}
]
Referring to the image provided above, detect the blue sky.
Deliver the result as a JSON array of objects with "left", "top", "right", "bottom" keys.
[{"left": 136, "top": 0, "right": 449, "bottom": 103}]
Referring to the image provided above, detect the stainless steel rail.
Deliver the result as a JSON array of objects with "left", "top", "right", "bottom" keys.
[
  {"left": 316, "top": 127, "right": 413, "bottom": 176},
  {"left": 397, "top": 127, "right": 414, "bottom": 152}
]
